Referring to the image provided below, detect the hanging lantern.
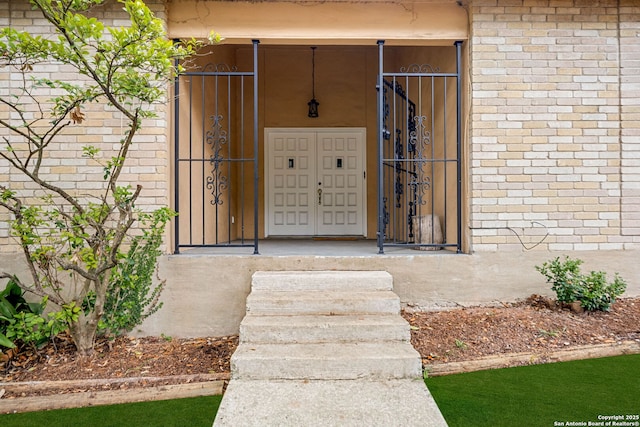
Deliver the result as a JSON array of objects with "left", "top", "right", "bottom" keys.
[{"left": 308, "top": 46, "right": 319, "bottom": 118}]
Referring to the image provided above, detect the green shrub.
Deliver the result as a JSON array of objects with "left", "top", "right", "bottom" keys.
[
  {"left": 0, "top": 278, "right": 79, "bottom": 350},
  {"left": 535, "top": 257, "right": 583, "bottom": 304},
  {"left": 1, "top": 278, "right": 37, "bottom": 349},
  {"left": 97, "top": 207, "right": 174, "bottom": 338},
  {"left": 535, "top": 256, "right": 627, "bottom": 312}
]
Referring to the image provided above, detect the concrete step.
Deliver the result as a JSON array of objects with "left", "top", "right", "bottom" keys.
[
  {"left": 246, "top": 290, "right": 400, "bottom": 316},
  {"left": 213, "top": 379, "right": 448, "bottom": 427},
  {"left": 214, "top": 270, "right": 448, "bottom": 426},
  {"left": 231, "top": 342, "right": 423, "bottom": 380},
  {"left": 239, "top": 314, "right": 411, "bottom": 344},
  {"left": 251, "top": 270, "right": 393, "bottom": 292}
]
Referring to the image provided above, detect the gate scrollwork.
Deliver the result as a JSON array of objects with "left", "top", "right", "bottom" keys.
[
  {"left": 410, "top": 115, "right": 432, "bottom": 212},
  {"left": 205, "top": 114, "right": 228, "bottom": 206}
]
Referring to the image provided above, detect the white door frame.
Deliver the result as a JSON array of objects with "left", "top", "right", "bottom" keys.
[{"left": 265, "top": 127, "right": 367, "bottom": 237}]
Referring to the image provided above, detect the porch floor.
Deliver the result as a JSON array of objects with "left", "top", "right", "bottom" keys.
[{"left": 177, "top": 239, "right": 454, "bottom": 257}]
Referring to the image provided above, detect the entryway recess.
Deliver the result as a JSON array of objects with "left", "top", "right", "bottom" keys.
[
  {"left": 265, "top": 128, "right": 367, "bottom": 237},
  {"left": 172, "top": 40, "right": 464, "bottom": 255}
]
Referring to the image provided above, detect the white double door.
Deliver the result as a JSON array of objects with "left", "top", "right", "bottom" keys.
[{"left": 265, "top": 128, "right": 366, "bottom": 237}]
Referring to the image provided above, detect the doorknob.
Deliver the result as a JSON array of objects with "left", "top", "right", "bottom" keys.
[{"left": 317, "top": 188, "right": 322, "bottom": 205}]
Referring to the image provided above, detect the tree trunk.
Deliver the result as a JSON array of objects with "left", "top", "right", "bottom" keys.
[
  {"left": 69, "top": 312, "right": 98, "bottom": 356},
  {"left": 69, "top": 276, "right": 107, "bottom": 356}
]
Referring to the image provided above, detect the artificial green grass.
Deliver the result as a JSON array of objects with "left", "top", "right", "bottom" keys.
[
  {"left": 2, "top": 356, "right": 638, "bottom": 426},
  {"left": 426, "top": 354, "right": 640, "bottom": 427},
  {"left": 0, "top": 394, "right": 222, "bottom": 427}
]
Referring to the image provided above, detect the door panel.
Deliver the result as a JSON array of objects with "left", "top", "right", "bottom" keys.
[
  {"left": 316, "top": 132, "right": 365, "bottom": 235},
  {"left": 266, "top": 128, "right": 366, "bottom": 236},
  {"left": 267, "top": 131, "right": 316, "bottom": 235}
]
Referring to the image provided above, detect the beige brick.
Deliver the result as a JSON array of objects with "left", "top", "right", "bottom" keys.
[{"left": 0, "top": 1, "right": 168, "bottom": 250}]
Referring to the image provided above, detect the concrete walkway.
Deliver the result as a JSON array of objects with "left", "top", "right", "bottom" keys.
[{"left": 213, "top": 271, "right": 447, "bottom": 426}]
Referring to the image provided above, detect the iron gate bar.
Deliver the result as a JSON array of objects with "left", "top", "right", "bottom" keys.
[
  {"left": 173, "top": 40, "right": 260, "bottom": 254},
  {"left": 377, "top": 41, "right": 385, "bottom": 253},
  {"left": 455, "top": 40, "right": 463, "bottom": 253},
  {"left": 442, "top": 74, "right": 447, "bottom": 247},
  {"left": 173, "top": 52, "right": 179, "bottom": 253},
  {"left": 376, "top": 40, "right": 464, "bottom": 254},
  {"left": 252, "top": 40, "right": 260, "bottom": 254}
]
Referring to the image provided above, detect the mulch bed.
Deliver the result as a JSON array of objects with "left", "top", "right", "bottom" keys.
[{"left": 1, "top": 296, "right": 639, "bottom": 400}]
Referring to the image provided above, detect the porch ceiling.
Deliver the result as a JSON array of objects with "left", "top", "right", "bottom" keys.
[{"left": 166, "top": 0, "right": 468, "bottom": 46}]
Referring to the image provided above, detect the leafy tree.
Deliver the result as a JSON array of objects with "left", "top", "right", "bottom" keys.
[{"left": 0, "top": 0, "right": 211, "bottom": 355}]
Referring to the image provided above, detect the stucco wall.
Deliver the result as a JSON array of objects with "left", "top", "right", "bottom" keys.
[
  {"left": 135, "top": 249, "right": 640, "bottom": 338},
  {"left": 165, "top": 0, "right": 468, "bottom": 45}
]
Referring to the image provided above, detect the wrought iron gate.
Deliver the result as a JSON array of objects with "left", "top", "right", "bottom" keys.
[
  {"left": 174, "top": 41, "right": 259, "bottom": 254},
  {"left": 377, "top": 41, "right": 463, "bottom": 253}
]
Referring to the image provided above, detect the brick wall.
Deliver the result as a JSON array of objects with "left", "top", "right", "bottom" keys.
[
  {"left": 620, "top": 2, "right": 640, "bottom": 239},
  {"left": 469, "top": 0, "right": 640, "bottom": 251},
  {"left": 0, "top": 0, "right": 169, "bottom": 253},
  {"left": 2, "top": 0, "right": 639, "bottom": 255},
  {"left": 0, "top": 1, "right": 11, "bottom": 247}
]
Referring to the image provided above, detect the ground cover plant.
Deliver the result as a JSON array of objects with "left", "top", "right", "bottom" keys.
[
  {"left": 426, "top": 354, "right": 640, "bottom": 427},
  {"left": 0, "top": 278, "right": 70, "bottom": 351},
  {"left": 0, "top": 395, "right": 222, "bottom": 427}
]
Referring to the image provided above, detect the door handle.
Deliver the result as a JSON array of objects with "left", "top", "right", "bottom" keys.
[{"left": 317, "top": 188, "right": 322, "bottom": 205}]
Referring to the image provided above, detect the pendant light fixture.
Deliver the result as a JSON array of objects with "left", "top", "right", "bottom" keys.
[{"left": 307, "top": 46, "right": 319, "bottom": 118}]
